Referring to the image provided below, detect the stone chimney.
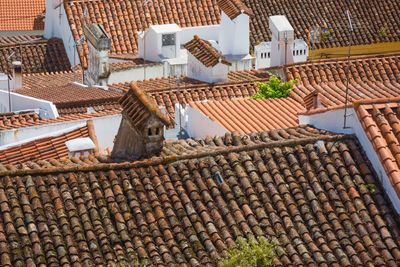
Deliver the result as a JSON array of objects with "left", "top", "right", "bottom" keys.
[
  {"left": 184, "top": 35, "right": 231, "bottom": 83},
  {"left": 111, "top": 83, "right": 172, "bottom": 160},
  {"left": 12, "top": 61, "right": 22, "bottom": 90},
  {"left": 83, "top": 24, "right": 111, "bottom": 87},
  {"left": 303, "top": 90, "right": 327, "bottom": 111},
  {"left": 269, "top": 15, "right": 295, "bottom": 67}
]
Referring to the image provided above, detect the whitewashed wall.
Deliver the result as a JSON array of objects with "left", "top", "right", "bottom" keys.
[{"left": 185, "top": 106, "right": 227, "bottom": 139}]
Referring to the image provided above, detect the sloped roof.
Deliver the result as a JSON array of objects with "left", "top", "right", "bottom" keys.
[
  {"left": 184, "top": 35, "right": 230, "bottom": 67},
  {"left": 0, "top": 0, "right": 45, "bottom": 31},
  {"left": 64, "top": 0, "right": 400, "bottom": 65},
  {"left": 119, "top": 83, "right": 172, "bottom": 128},
  {"left": 0, "top": 126, "right": 90, "bottom": 164},
  {"left": 285, "top": 53, "right": 400, "bottom": 106},
  {"left": 355, "top": 97, "right": 400, "bottom": 198},
  {"left": 0, "top": 128, "right": 399, "bottom": 266},
  {"left": 111, "top": 70, "right": 269, "bottom": 117},
  {"left": 218, "top": 0, "right": 254, "bottom": 20},
  {"left": 0, "top": 36, "right": 71, "bottom": 75},
  {"left": 190, "top": 98, "right": 303, "bottom": 133}
]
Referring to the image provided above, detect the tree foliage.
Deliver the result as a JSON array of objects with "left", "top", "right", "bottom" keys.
[
  {"left": 251, "top": 75, "right": 297, "bottom": 100},
  {"left": 222, "top": 237, "right": 276, "bottom": 267}
]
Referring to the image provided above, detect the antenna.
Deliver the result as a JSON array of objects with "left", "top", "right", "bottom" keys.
[{"left": 343, "top": 10, "right": 353, "bottom": 129}]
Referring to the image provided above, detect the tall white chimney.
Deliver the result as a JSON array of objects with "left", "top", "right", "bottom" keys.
[
  {"left": 12, "top": 61, "right": 22, "bottom": 91},
  {"left": 269, "top": 16, "right": 295, "bottom": 67}
]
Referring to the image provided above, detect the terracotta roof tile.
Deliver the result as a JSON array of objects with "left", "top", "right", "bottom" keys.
[
  {"left": 111, "top": 70, "right": 269, "bottom": 117},
  {"left": 0, "top": 129, "right": 399, "bottom": 266},
  {"left": 119, "top": 83, "right": 172, "bottom": 127},
  {"left": 218, "top": 0, "right": 254, "bottom": 20},
  {"left": 0, "top": 108, "right": 122, "bottom": 130},
  {"left": 184, "top": 35, "right": 230, "bottom": 67},
  {"left": 285, "top": 54, "right": 400, "bottom": 106},
  {"left": 0, "top": 0, "right": 45, "bottom": 31},
  {"left": 64, "top": 0, "right": 400, "bottom": 65},
  {"left": 190, "top": 98, "right": 303, "bottom": 133},
  {"left": 0, "top": 125, "right": 91, "bottom": 164},
  {"left": 355, "top": 98, "right": 400, "bottom": 202},
  {"left": 0, "top": 36, "right": 71, "bottom": 74}
]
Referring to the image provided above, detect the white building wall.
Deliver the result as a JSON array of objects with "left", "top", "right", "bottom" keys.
[
  {"left": 107, "top": 64, "right": 165, "bottom": 84},
  {"left": 186, "top": 106, "right": 228, "bottom": 139},
  {"left": 219, "top": 12, "right": 249, "bottom": 56},
  {"left": 0, "top": 114, "right": 121, "bottom": 149},
  {"left": 300, "top": 108, "right": 400, "bottom": 214},
  {"left": 187, "top": 53, "right": 229, "bottom": 83},
  {"left": 180, "top": 25, "right": 220, "bottom": 44},
  {"left": 269, "top": 16, "right": 295, "bottom": 67},
  {"left": 0, "top": 90, "right": 58, "bottom": 118},
  {"left": 44, "top": 0, "right": 80, "bottom": 66}
]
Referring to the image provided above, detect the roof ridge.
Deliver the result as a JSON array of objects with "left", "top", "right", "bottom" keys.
[{"left": 0, "top": 134, "right": 352, "bottom": 177}]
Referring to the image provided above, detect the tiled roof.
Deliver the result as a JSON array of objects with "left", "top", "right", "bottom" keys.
[
  {"left": 0, "top": 130, "right": 399, "bottom": 266},
  {"left": 16, "top": 71, "right": 122, "bottom": 111},
  {"left": 0, "top": 111, "right": 41, "bottom": 130},
  {"left": 218, "top": 0, "right": 254, "bottom": 20},
  {"left": 0, "top": 0, "right": 45, "bottom": 31},
  {"left": 355, "top": 98, "right": 400, "bottom": 199},
  {"left": 184, "top": 35, "right": 230, "bottom": 67},
  {"left": 111, "top": 70, "right": 269, "bottom": 117},
  {"left": 0, "top": 36, "right": 71, "bottom": 75},
  {"left": 0, "top": 108, "right": 122, "bottom": 130},
  {"left": 0, "top": 126, "right": 90, "bottom": 165},
  {"left": 64, "top": 0, "right": 400, "bottom": 65},
  {"left": 120, "top": 83, "right": 172, "bottom": 127},
  {"left": 285, "top": 54, "right": 400, "bottom": 106},
  {"left": 190, "top": 98, "right": 303, "bottom": 133}
]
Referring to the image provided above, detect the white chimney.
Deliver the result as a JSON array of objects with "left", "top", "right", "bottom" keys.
[
  {"left": 12, "top": 61, "right": 22, "bottom": 90},
  {"left": 184, "top": 36, "right": 231, "bottom": 84},
  {"left": 83, "top": 24, "right": 111, "bottom": 87},
  {"left": 65, "top": 137, "right": 96, "bottom": 157},
  {"left": 269, "top": 15, "right": 295, "bottom": 67}
]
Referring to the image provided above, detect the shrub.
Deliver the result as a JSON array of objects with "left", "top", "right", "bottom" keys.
[
  {"left": 251, "top": 75, "right": 297, "bottom": 100},
  {"left": 222, "top": 236, "right": 276, "bottom": 267}
]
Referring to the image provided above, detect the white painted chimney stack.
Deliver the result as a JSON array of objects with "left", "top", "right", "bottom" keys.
[
  {"left": 269, "top": 16, "right": 295, "bottom": 67},
  {"left": 12, "top": 61, "right": 22, "bottom": 91}
]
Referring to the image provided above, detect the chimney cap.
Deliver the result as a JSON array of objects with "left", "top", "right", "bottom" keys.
[
  {"left": 84, "top": 24, "right": 111, "bottom": 50},
  {"left": 12, "top": 61, "right": 22, "bottom": 67}
]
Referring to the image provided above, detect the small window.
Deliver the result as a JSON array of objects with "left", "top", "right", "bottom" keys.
[
  {"left": 162, "top": 33, "right": 175, "bottom": 46},
  {"left": 267, "top": 52, "right": 270, "bottom": 58},
  {"left": 155, "top": 127, "right": 160, "bottom": 135},
  {"left": 148, "top": 128, "right": 152, "bottom": 136},
  {"left": 304, "top": 49, "right": 306, "bottom": 55}
]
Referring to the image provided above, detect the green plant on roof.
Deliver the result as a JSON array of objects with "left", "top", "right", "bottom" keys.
[
  {"left": 222, "top": 236, "right": 276, "bottom": 267},
  {"left": 378, "top": 26, "right": 388, "bottom": 37},
  {"left": 365, "top": 183, "right": 377, "bottom": 194},
  {"left": 251, "top": 75, "right": 297, "bottom": 100},
  {"left": 320, "top": 28, "right": 333, "bottom": 42}
]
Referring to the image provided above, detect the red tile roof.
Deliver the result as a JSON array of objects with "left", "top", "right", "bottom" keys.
[
  {"left": 285, "top": 53, "right": 400, "bottom": 106},
  {"left": 0, "top": 0, "right": 45, "bottom": 31},
  {"left": 218, "top": 0, "right": 254, "bottom": 20},
  {"left": 190, "top": 98, "right": 303, "bottom": 133},
  {"left": 0, "top": 108, "right": 122, "bottom": 130},
  {"left": 355, "top": 98, "right": 400, "bottom": 199},
  {"left": 64, "top": 0, "right": 400, "bottom": 65},
  {"left": 18, "top": 72, "right": 122, "bottom": 110},
  {"left": 111, "top": 70, "right": 269, "bottom": 117},
  {"left": 184, "top": 35, "right": 230, "bottom": 67},
  {"left": 0, "top": 125, "right": 91, "bottom": 165},
  {"left": 0, "top": 111, "right": 41, "bottom": 130},
  {"left": 0, "top": 36, "right": 71, "bottom": 75},
  {"left": 0, "top": 130, "right": 399, "bottom": 266}
]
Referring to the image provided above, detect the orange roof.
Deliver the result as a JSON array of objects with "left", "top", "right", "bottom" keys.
[
  {"left": 184, "top": 35, "right": 230, "bottom": 67},
  {"left": 355, "top": 98, "right": 400, "bottom": 198},
  {"left": 0, "top": 36, "right": 71, "bottom": 75},
  {"left": 64, "top": 0, "right": 400, "bottom": 66},
  {"left": 190, "top": 98, "right": 303, "bottom": 133},
  {"left": 0, "top": 0, "right": 45, "bottom": 31},
  {"left": 218, "top": 0, "right": 254, "bottom": 20},
  {"left": 0, "top": 125, "right": 90, "bottom": 164}
]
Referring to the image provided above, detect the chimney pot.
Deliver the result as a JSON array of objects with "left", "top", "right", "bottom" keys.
[{"left": 12, "top": 61, "right": 22, "bottom": 90}]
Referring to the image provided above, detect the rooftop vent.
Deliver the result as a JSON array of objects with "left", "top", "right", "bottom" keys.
[{"left": 213, "top": 171, "right": 224, "bottom": 185}]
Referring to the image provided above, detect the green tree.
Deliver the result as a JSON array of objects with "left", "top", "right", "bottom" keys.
[
  {"left": 222, "top": 237, "right": 276, "bottom": 267},
  {"left": 251, "top": 75, "right": 297, "bottom": 100}
]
